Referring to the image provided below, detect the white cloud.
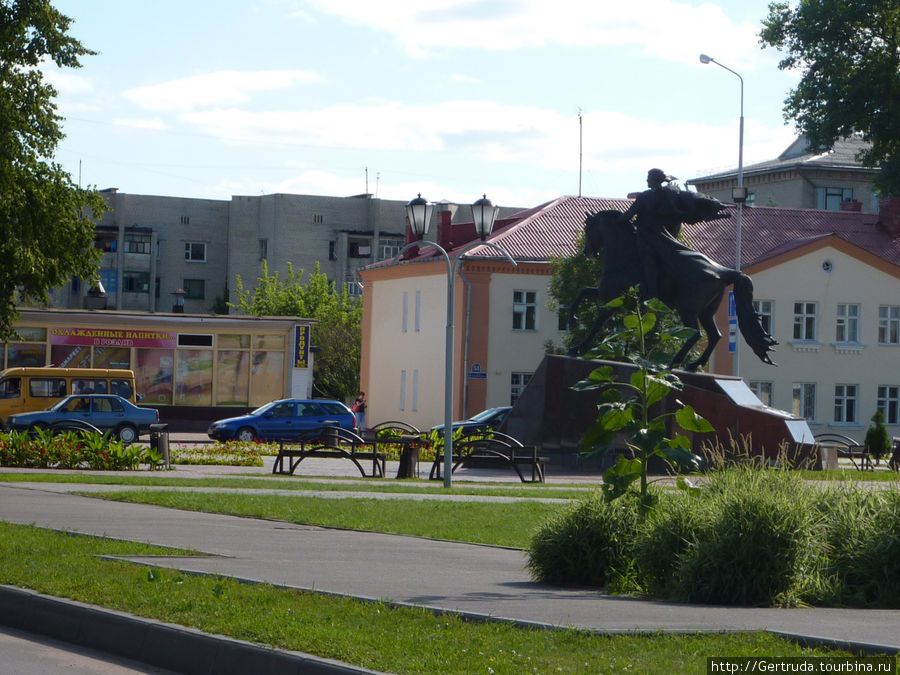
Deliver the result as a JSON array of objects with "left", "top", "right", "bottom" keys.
[
  {"left": 42, "top": 69, "right": 94, "bottom": 95},
  {"left": 122, "top": 70, "right": 318, "bottom": 112},
  {"left": 303, "top": 0, "right": 766, "bottom": 69}
]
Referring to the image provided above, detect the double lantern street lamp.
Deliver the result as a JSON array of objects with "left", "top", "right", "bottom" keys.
[
  {"left": 397, "top": 194, "right": 516, "bottom": 488},
  {"left": 700, "top": 53, "right": 746, "bottom": 377}
]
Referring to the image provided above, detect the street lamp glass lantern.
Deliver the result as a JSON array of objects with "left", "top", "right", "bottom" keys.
[
  {"left": 406, "top": 193, "right": 434, "bottom": 239},
  {"left": 471, "top": 194, "right": 500, "bottom": 241}
]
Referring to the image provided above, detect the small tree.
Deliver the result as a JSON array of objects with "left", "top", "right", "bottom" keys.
[
  {"left": 233, "top": 261, "right": 362, "bottom": 401},
  {"left": 864, "top": 410, "right": 891, "bottom": 466},
  {"left": 573, "top": 289, "right": 713, "bottom": 511}
]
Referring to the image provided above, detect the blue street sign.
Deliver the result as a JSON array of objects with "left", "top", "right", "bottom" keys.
[
  {"left": 728, "top": 319, "right": 738, "bottom": 353},
  {"left": 728, "top": 290, "right": 736, "bottom": 319}
]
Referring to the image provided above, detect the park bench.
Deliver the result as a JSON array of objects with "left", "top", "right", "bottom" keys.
[
  {"left": 429, "top": 431, "right": 547, "bottom": 483},
  {"left": 814, "top": 433, "right": 872, "bottom": 471},
  {"left": 272, "top": 424, "right": 386, "bottom": 478}
]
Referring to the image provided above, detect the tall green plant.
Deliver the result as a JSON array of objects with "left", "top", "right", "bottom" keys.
[{"left": 573, "top": 289, "right": 713, "bottom": 509}]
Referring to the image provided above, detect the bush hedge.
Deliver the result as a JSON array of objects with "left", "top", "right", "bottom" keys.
[{"left": 527, "top": 467, "right": 900, "bottom": 608}]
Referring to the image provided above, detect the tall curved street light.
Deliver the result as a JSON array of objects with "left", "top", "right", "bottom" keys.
[
  {"left": 395, "top": 194, "right": 517, "bottom": 487},
  {"left": 700, "top": 53, "right": 746, "bottom": 377}
]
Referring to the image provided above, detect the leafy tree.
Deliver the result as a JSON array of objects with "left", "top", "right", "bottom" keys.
[
  {"left": 760, "top": 0, "right": 900, "bottom": 195},
  {"left": 233, "top": 261, "right": 362, "bottom": 402},
  {"left": 0, "top": 0, "right": 105, "bottom": 338},
  {"left": 547, "top": 230, "right": 605, "bottom": 354}
]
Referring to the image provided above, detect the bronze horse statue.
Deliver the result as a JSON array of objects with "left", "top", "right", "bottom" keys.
[{"left": 567, "top": 210, "right": 777, "bottom": 371}]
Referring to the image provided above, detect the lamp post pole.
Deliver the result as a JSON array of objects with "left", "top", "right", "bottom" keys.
[
  {"left": 700, "top": 53, "right": 745, "bottom": 377},
  {"left": 397, "top": 195, "right": 516, "bottom": 488}
]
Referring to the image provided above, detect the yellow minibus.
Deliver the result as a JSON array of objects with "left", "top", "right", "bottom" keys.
[{"left": 0, "top": 367, "right": 138, "bottom": 427}]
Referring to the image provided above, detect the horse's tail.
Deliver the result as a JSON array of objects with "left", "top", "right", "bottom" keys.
[{"left": 727, "top": 272, "right": 778, "bottom": 365}]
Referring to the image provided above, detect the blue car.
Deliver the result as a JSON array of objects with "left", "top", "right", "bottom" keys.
[
  {"left": 5, "top": 394, "right": 159, "bottom": 444},
  {"left": 207, "top": 399, "right": 356, "bottom": 442}
]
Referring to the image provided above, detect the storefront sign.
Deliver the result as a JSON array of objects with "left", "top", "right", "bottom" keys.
[
  {"left": 50, "top": 327, "right": 177, "bottom": 349},
  {"left": 294, "top": 325, "right": 310, "bottom": 369}
]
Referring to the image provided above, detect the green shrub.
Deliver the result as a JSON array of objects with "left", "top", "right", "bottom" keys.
[
  {"left": 634, "top": 492, "right": 711, "bottom": 597},
  {"left": 864, "top": 411, "right": 892, "bottom": 464},
  {"left": 815, "top": 485, "right": 900, "bottom": 607},
  {"left": 527, "top": 491, "right": 641, "bottom": 588},
  {"left": 670, "top": 469, "right": 825, "bottom": 606}
]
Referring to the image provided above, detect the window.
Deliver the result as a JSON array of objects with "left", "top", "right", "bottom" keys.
[
  {"left": 380, "top": 240, "right": 403, "bottom": 261},
  {"left": 792, "top": 302, "right": 817, "bottom": 341},
  {"left": 183, "top": 279, "right": 205, "bottom": 300},
  {"left": 100, "top": 269, "right": 118, "bottom": 293},
  {"left": 510, "top": 371, "right": 533, "bottom": 405},
  {"left": 258, "top": 239, "right": 267, "bottom": 261},
  {"left": 122, "top": 272, "right": 150, "bottom": 293},
  {"left": 836, "top": 303, "right": 860, "bottom": 343},
  {"left": 178, "top": 333, "right": 213, "bottom": 347},
  {"left": 833, "top": 384, "right": 858, "bottom": 424},
  {"left": 402, "top": 292, "right": 408, "bottom": 333},
  {"left": 816, "top": 186, "right": 853, "bottom": 211},
  {"left": 399, "top": 369, "right": 406, "bottom": 410},
  {"left": 314, "top": 214, "right": 323, "bottom": 224},
  {"left": 877, "top": 385, "right": 899, "bottom": 425},
  {"left": 180, "top": 215, "right": 190, "bottom": 225},
  {"left": 753, "top": 300, "right": 774, "bottom": 336},
  {"left": 415, "top": 291, "right": 421, "bottom": 332},
  {"left": 125, "top": 233, "right": 151, "bottom": 254},
  {"left": 513, "top": 291, "right": 537, "bottom": 331},
  {"left": 412, "top": 369, "right": 419, "bottom": 412},
  {"left": 749, "top": 381, "right": 773, "bottom": 407},
  {"left": 184, "top": 242, "right": 207, "bottom": 262},
  {"left": 345, "top": 280, "right": 362, "bottom": 298},
  {"left": 71, "top": 276, "right": 81, "bottom": 294},
  {"left": 29, "top": 378, "right": 66, "bottom": 398},
  {"left": 792, "top": 382, "right": 817, "bottom": 420},
  {"left": 878, "top": 305, "right": 900, "bottom": 344}
]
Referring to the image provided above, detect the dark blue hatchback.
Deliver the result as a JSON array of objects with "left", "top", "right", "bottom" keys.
[{"left": 207, "top": 399, "right": 356, "bottom": 442}]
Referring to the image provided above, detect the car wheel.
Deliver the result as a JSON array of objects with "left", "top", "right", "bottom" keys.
[
  {"left": 29, "top": 422, "right": 48, "bottom": 435},
  {"left": 236, "top": 427, "right": 256, "bottom": 442},
  {"left": 117, "top": 424, "right": 138, "bottom": 444}
]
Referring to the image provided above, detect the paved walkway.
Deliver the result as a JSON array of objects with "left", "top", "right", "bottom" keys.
[{"left": 1, "top": 461, "right": 898, "bottom": 670}]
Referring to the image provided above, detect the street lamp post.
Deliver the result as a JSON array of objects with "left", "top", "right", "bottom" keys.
[
  {"left": 396, "top": 194, "right": 516, "bottom": 487},
  {"left": 700, "top": 53, "right": 746, "bottom": 377}
]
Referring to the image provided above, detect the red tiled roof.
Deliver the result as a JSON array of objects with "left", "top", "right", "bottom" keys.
[{"left": 393, "top": 195, "right": 900, "bottom": 271}]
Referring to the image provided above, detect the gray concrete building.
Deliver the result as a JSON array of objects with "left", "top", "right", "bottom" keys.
[{"left": 49, "top": 190, "right": 518, "bottom": 314}]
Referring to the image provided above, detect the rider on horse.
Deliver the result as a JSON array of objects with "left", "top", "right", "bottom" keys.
[{"left": 617, "top": 168, "right": 691, "bottom": 301}]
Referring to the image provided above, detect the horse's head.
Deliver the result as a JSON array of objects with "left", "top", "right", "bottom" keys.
[{"left": 582, "top": 210, "right": 625, "bottom": 257}]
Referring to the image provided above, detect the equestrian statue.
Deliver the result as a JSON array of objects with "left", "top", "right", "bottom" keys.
[{"left": 567, "top": 168, "right": 777, "bottom": 371}]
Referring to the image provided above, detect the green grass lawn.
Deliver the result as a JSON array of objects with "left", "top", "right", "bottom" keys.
[{"left": 0, "top": 522, "right": 873, "bottom": 674}]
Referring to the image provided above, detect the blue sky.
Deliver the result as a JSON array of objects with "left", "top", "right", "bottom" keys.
[{"left": 46, "top": 0, "right": 802, "bottom": 209}]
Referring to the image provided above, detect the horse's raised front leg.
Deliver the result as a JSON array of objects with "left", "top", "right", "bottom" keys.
[{"left": 685, "top": 308, "right": 722, "bottom": 371}]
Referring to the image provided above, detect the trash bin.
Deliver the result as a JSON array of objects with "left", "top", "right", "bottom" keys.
[
  {"left": 395, "top": 436, "right": 420, "bottom": 479},
  {"left": 149, "top": 423, "right": 170, "bottom": 469},
  {"left": 321, "top": 421, "right": 341, "bottom": 447}
]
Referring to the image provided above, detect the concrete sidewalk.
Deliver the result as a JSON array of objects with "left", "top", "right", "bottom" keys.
[{"left": 0, "top": 474, "right": 898, "bottom": 672}]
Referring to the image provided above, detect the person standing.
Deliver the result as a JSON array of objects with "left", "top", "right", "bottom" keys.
[{"left": 352, "top": 392, "right": 367, "bottom": 432}]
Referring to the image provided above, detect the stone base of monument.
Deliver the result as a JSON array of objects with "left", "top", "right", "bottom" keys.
[{"left": 501, "top": 355, "right": 817, "bottom": 473}]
